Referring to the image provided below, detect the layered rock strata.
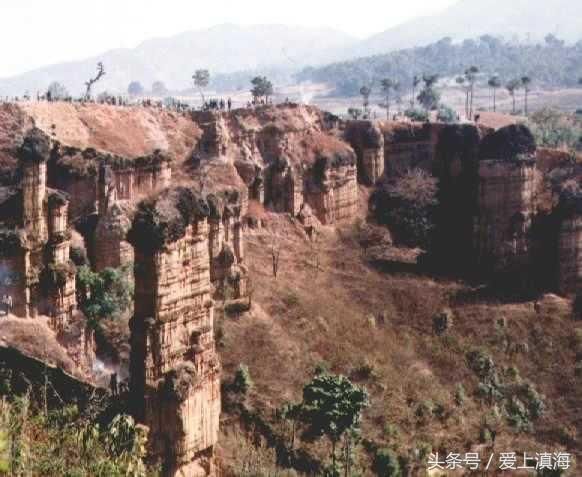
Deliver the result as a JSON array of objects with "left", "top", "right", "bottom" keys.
[
  {"left": 0, "top": 129, "right": 77, "bottom": 329},
  {"left": 556, "top": 192, "right": 582, "bottom": 294},
  {"left": 344, "top": 120, "right": 385, "bottom": 185},
  {"left": 192, "top": 105, "right": 359, "bottom": 224},
  {"left": 472, "top": 125, "right": 538, "bottom": 273},
  {"left": 128, "top": 188, "right": 220, "bottom": 477}
]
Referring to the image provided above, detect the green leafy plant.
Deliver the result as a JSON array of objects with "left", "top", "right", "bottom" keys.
[
  {"left": 76, "top": 265, "right": 133, "bottom": 324},
  {"left": 232, "top": 364, "right": 253, "bottom": 395},
  {"left": 300, "top": 373, "right": 369, "bottom": 471}
]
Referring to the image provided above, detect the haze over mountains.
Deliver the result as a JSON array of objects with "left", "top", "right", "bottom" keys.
[
  {"left": 346, "top": 0, "right": 582, "bottom": 58},
  {"left": 0, "top": 25, "right": 354, "bottom": 96},
  {"left": 1, "top": 0, "right": 581, "bottom": 96}
]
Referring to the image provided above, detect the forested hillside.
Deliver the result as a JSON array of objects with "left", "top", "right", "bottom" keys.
[{"left": 298, "top": 36, "right": 582, "bottom": 96}]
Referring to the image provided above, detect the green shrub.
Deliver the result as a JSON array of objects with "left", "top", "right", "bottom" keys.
[
  {"left": 477, "top": 382, "right": 503, "bottom": 403},
  {"left": 41, "top": 262, "right": 76, "bottom": 291},
  {"left": 232, "top": 364, "right": 253, "bottom": 395},
  {"left": 529, "top": 108, "right": 582, "bottom": 150},
  {"left": 506, "top": 396, "right": 532, "bottom": 432},
  {"left": 415, "top": 400, "right": 434, "bottom": 421},
  {"left": 404, "top": 108, "right": 428, "bottom": 122},
  {"left": 437, "top": 105, "right": 457, "bottom": 123},
  {"left": 314, "top": 361, "right": 330, "bottom": 376},
  {"left": 479, "top": 425, "right": 492, "bottom": 443},
  {"left": 521, "top": 383, "right": 545, "bottom": 419},
  {"left": 373, "top": 448, "right": 402, "bottom": 477},
  {"left": 76, "top": 265, "right": 133, "bottom": 324},
  {"left": 383, "top": 423, "right": 400, "bottom": 442},
  {"left": 454, "top": 384, "right": 466, "bottom": 406},
  {"left": 505, "top": 366, "right": 521, "bottom": 381},
  {"left": 467, "top": 350, "right": 500, "bottom": 385}
]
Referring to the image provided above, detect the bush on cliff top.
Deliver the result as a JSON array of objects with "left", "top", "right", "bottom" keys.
[
  {"left": 127, "top": 187, "right": 210, "bottom": 253},
  {"left": 479, "top": 124, "right": 536, "bottom": 161},
  {"left": 18, "top": 128, "right": 50, "bottom": 164},
  {"left": 55, "top": 146, "right": 170, "bottom": 180},
  {"left": 312, "top": 151, "right": 356, "bottom": 183},
  {"left": 40, "top": 261, "right": 76, "bottom": 292},
  {"left": 47, "top": 190, "right": 69, "bottom": 208}
]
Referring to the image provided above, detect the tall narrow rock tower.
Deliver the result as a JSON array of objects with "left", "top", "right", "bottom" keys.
[
  {"left": 128, "top": 187, "right": 220, "bottom": 477},
  {"left": 472, "top": 125, "right": 538, "bottom": 273},
  {"left": 21, "top": 128, "right": 50, "bottom": 245}
]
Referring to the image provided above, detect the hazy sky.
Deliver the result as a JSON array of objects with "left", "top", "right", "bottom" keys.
[{"left": 1, "top": 0, "right": 458, "bottom": 78}]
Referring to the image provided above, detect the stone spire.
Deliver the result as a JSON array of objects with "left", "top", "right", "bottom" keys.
[{"left": 128, "top": 187, "right": 220, "bottom": 476}]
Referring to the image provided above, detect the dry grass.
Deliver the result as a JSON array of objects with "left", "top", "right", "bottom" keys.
[
  {"left": 19, "top": 102, "right": 201, "bottom": 160},
  {"left": 218, "top": 212, "right": 582, "bottom": 470},
  {"left": 0, "top": 316, "right": 75, "bottom": 374}
]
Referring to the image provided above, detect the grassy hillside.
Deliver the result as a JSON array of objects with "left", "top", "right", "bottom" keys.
[{"left": 217, "top": 210, "right": 581, "bottom": 474}]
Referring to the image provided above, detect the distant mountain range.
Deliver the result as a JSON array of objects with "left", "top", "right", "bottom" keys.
[
  {"left": 1, "top": 0, "right": 581, "bottom": 96},
  {"left": 0, "top": 25, "right": 354, "bottom": 97},
  {"left": 342, "top": 0, "right": 582, "bottom": 58}
]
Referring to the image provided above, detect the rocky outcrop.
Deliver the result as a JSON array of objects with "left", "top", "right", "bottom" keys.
[
  {"left": 380, "top": 122, "right": 440, "bottom": 176},
  {"left": 0, "top": 103, "right": 35, "bottom": 186},
  {"left": 472, "top": 125, "right": 538, "bottom": 273},
  {"left": 556, "top": 191, "right": 582, "bottom": 295},
  {"left": 207, "top": 192, "right": 247, "bottom": 298},
  {"left": 94, "top": 202, "right": 135, "bottom": 272},
  {"left": 50, "top": 145, "right": 173, "bottom": 220},
  {"left": 128, "top": 188, "right": 220, "bottom": 476},
  {"left": 192, "top": 105, "right": 359, "bottom": 224},
  {"left": 0, "top": 129, "right": 95, "bottom": 378},
  {"left": 344, "top": 120, "right": 385, "bottom": 185},
  {"left": 0, "top": 129, "right": 78, "bottom": 330},
  {"left": 303, "top": 154, "right": 358, "bottom": 224}
]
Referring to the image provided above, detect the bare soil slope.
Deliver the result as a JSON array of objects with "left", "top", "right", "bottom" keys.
[
  {"left": 218, "top": 214, "right": 581, "bottom": 473},
  {"left": 19, "top": 102, "right": 201, "bottom": 159}
]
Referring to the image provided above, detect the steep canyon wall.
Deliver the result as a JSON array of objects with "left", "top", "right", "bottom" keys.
[{"left": 128, "top": 189, "right": 220, "bottom": 476}]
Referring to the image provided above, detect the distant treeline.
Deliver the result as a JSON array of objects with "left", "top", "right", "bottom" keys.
[
  {"left": 296, "top": 35, "right": 582, "bottom": 96},
  {"left": 210, "top": 67, "right": 294, "bottom": 93}
]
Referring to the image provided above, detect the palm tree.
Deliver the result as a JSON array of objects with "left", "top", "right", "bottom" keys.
[
  {"left": 506, "top": 79, "right": 520, "bottom": 114},
  {"left": 464, "top": 66, "right": 479, "bottom": 119},
  {"left": 521, "top": 76, "right": 532, "bottom": 116},
  {"left": 380, "top": 79, "right": 400, "bottom": 119},
  {"left": 488, "top": 75, "right": 502, "bottom": 112},
  {"left": 456, "top": 76, "right": 469, "bottom": 119},
  {"left": 360, "top": 85, "right": 372, "bottom": 118}
]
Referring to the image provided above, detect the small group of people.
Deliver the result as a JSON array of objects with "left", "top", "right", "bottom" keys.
[
  {"left": 3, "top": 91, "right": 297, "bottom": 115},
  {"left": 96, "top": 95, "right": 130, "bottom": 107},
  {"left": 247, "top": 96, "right": 273, "bottom": 108},
  {"left": 203, "top": 97, "right": 232, "bottom": 112}
]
